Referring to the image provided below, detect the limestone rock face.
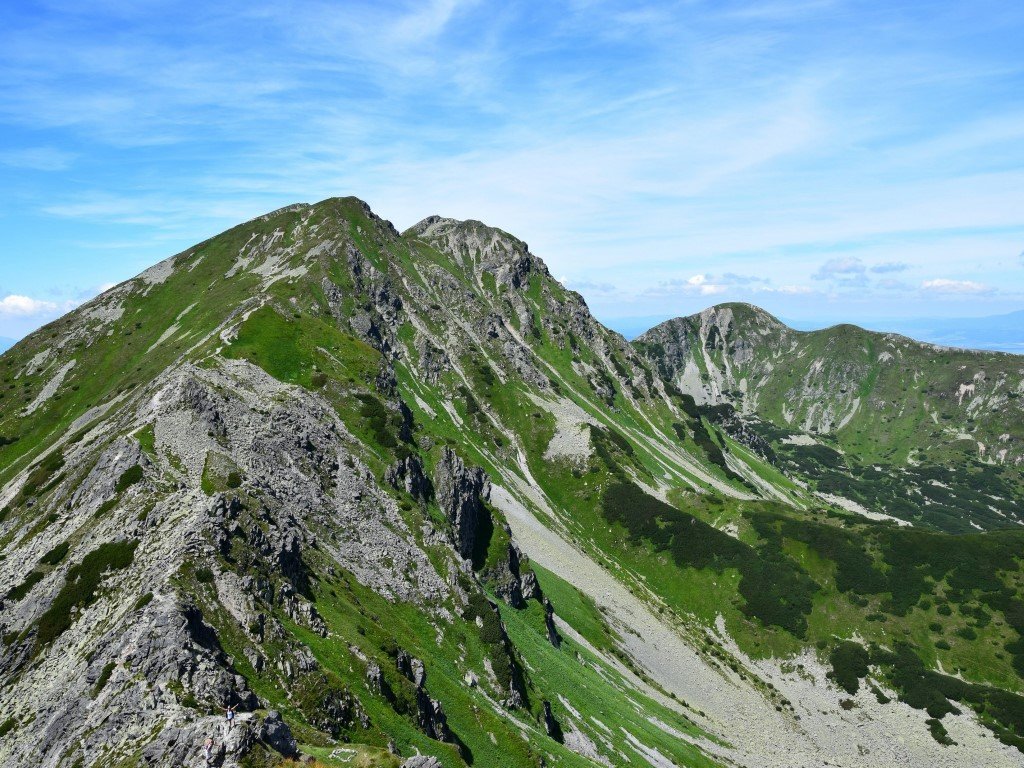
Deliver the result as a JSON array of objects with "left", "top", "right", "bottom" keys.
[
  {"left": 489, "top": 539, "right": 532, "bottom": 609},
  {"left": 260, "top": 710, "right": 299, "bottom": 758},
  {"left": 0, "top": 359, "right": 452, "bottom": 767},
  {"left": 385, "top": 454, "right": 432, "bottom": 502},
  {"left": 396, "top": 650, "right": 453, "bottom": 743},
  {"left": 544, "top": 599, "right": 561, "bottom": 648},
  {"left": 433, "top": 447, "right": 490, "bottom": 561},
  {"left": 401, "top": 756, "right": 443, "bottom": 768},
  {"left": 543, "top": 700, "right": 564, "bottom": 743}
]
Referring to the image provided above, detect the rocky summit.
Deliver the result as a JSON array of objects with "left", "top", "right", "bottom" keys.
[{"left": 1, "top": 198, "right": 1023, "bottom": 768}]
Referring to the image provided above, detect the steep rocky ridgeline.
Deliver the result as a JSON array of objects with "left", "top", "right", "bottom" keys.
[{"left": 1, "top": 200, "right": 1023, "bottom": 767}]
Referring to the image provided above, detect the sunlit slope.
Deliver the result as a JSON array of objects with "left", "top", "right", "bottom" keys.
[
  {"left": 637, "top": 303, "right": 1024, "bottom": 531},
  {"left": 2, "top": 200, "right": 1023, "bottom": 766}
]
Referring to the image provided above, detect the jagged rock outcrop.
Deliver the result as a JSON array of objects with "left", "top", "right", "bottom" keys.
[
  {"left": 520, "top": 569, "right": 540, "bottom": 601},
  {"left": 260, "top": 710, "right": 300, "bottom": 758},
  {"left": 385, "top": 454, "right": 432, "bottom": 502},
  {"left": 401, "top": 757, "right": 443, "bottom": 768},
  {"left": 488, "top": 539, "right": 539, "bottom": 608},
  {"left": 433, "top": 447, "right": 491, "bottom": 561},
  {"left": 543, "top": 700, "right": 564, "bottom": 743},
  {"left": 544, "top": 599, "right": 561, "bottom": 648},
  {"left": 396, "top": 650, "right": 452, "bottom": 742}
]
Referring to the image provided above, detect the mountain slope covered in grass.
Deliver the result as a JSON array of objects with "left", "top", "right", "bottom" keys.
[
  {"left": 1, "top": 201, "right": 1023, "bottom": 767},
  {"left": 636, "top": 302, "right": 1024, "bottom": 532}
]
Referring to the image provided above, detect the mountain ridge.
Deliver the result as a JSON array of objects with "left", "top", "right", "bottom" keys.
[
  {"left": 655, "top": 300, "right": 1024, "bottom": 356},
  {"left": 2, "top": 197, "right": 1024, "bottom": 767}
]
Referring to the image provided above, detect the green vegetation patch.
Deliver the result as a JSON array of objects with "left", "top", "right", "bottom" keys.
[
  {"left": 19, "top": 449, "right": 66, "bottom": 500},
  {"left": 39, "top": 540, "right": 71, "bottom": 566},
  {"left": 5, "top": 569, "right": 44, "bottom": 602},
  {"left": 114, "top": 465, "right": 144, "bottom": 493},
  {"left": 601, "top": 481, "right": 818, "bottom": 636},
  {"left": 224, "top": 304, "right": 379, "bottom": 389},
  {"left": 201, "top": 452, "right": 243, "bottom": 495},
  {"left": 34, "top": 539, "right": 139, "bottom": 653},
  {"left": 92, "top": 661, "right": 115, "bottom": 697},
  {"left": 828, "top": 641, "right": 870, "bottom": 694},
  {"left": 134, "top": 424, "right": 156, "bottom": 456}
]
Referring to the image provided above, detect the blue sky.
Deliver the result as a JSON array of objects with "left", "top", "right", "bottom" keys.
[{"left": 1, "top": 0, "right": 1023, "bottom": 342}]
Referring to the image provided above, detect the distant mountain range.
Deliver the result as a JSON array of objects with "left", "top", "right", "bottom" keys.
[
  {"left": 833, "top": 310, "right": 1024, "bottom": 353},
  {"left": 609, "top": 310, "right": 1024, "bottom": 354}
]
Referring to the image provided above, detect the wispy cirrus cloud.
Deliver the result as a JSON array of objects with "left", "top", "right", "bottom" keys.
[
  {"left": 2, "top": 0, "right": 1024, "bottom": 340},
  {"left": 871, "top": 261, "right": 909, "bottom": 273},
  {"left": 0, "top": 147, "right": 75, "bottom": 171}
]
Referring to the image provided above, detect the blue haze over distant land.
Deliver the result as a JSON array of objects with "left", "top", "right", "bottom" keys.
[{"left": 606, "top": 310, "right": 1024, "bottom": 354}]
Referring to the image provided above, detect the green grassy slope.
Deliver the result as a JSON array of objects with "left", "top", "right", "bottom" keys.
[
  {"left": 4, "top": 200, "right": 1024, "bottom": 761},
  {"left": 636, "top": 303, "right": 1024, "bottom": 531}
]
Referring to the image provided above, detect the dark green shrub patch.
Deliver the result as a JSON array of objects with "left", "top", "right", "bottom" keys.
[
  {"left": 34, "top": 540, "right": 138, "bottom": 653},
  {"left": 675, "top": 393, "right": 701, "bottom": 420},
  {"left": 94, "top": 498, "right": 118, "bottom": 518},
  {"left": 114, "top": 465, "right": 144, "bottom": 493},
  {"left": 20, "top": 449, "right": 66, "bottom": 499},
  {"left": 926, "top": 718, "right": 955, "bottom": 746},
  {"left": 760, "top": 516, "right": 886, "bottom": 595},
  {"left": 870, "top": 642, "right": 1024, "bottom": 748},
  {"left": 602, "top": 481, "right": 816, "bottom": 636},
  {"left": 355, "top": 393, "right": 401, "bottom": 449},
  {"left": 92, "top": 662, "right": 115, "bottom": 697},
  {"left": 5, "top": 570, "right": 44, "bottom": 601},
  {"left": 828, "top": 641, "right": 870, "bottom": 694},
  {"left": 38, "top": 541, "right": 70, "bottom": 566}
]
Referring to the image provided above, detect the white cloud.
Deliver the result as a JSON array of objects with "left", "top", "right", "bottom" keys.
[
  {"left": 687, "top": 274, "right": 726, "bottom": 295},
  {"left": 0, "top": 295, "right": 58, "bottom": 316},
  {"left": 920, "top": 279, "right": 992, "bottom": 294}
]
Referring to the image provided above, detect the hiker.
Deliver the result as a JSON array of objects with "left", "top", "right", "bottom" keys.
[
  {"left": 202, "top": 737, "right": 215, "bottom": 766},
  {"left": 224, "top": 703, "right": 236, "bottom": 729}
]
